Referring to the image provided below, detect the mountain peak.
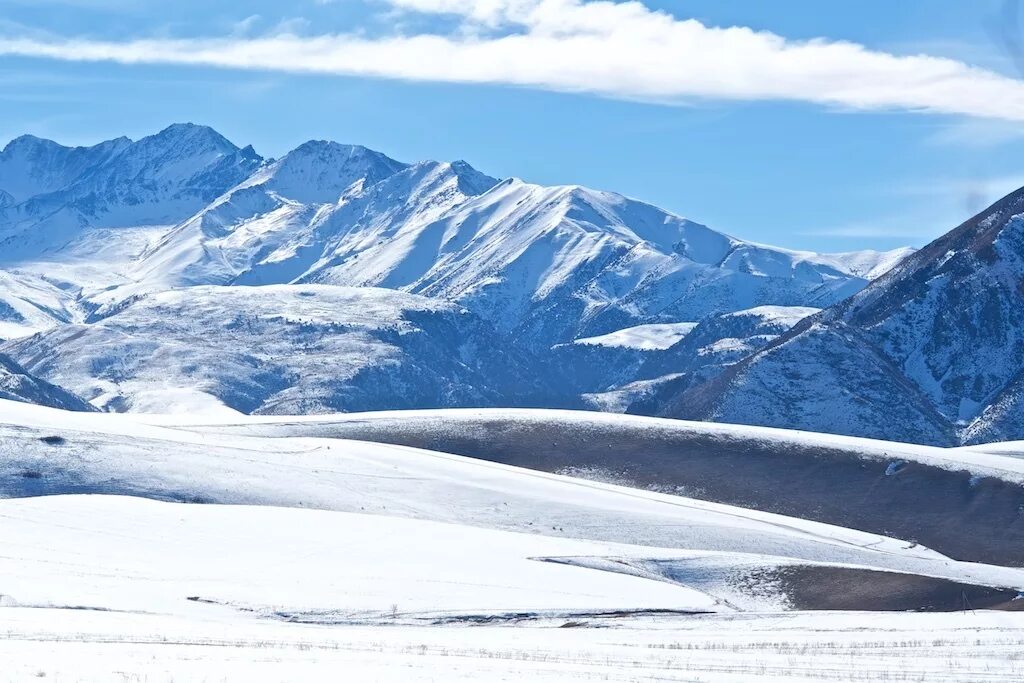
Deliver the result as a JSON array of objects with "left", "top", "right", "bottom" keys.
[
  {"left": 1, "top": 134, "right": 58, "bottom": 155},
  {"left": 442, "top": 159, "right": 499, "bottom": 195},
  {"left": 0, "top": 133, "right": 133, "bottom": 204},
  {"left": 146, "top": 123, "right": 240, "bottom": 154},
  {"left": 281, "top": 140, "right": 404, "bottom": 173},
  {"left": 235, "top": 138, "right": 407, "bottom": 204},
  {"left": 156, "top": 122, "right": 220, "bottom": 136},
  {"left": 0, "top": 124, "right": 262, "bottom": 240},
  {"left": 291, "top": 139, "right": 368, "bottom": 155}
]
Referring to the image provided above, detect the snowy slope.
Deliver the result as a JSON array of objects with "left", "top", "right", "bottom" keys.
[
  {"left": 1, "top": 403, "right": 1022, "bottom": 679},
  {"left": 573, "top": 322, "right": 699, "bottom": 350},
  {"left": 666, "top": 320, "right": 955, "bottom": 445},
  {"left": 2, "top": 284, "right": 553, "bottom": 414},
  {"left": 2, "top": 399, "right": 1023, "bottom": 590},
  {"left": 0, "top": 269, "right": 84, "bottom": 339},
  {"left": 131, "top": 140, "right": 412, "bottom": 290},
  {"left": 0, "top": 495, "right": 725, "bottom": 618},
  {"left": 4, "top": 494, "right": 1022, "bottom": 625},
  {"left": 127, "top": 156, "right": 501, "bottom": 295},
  {"left": 299, "top": 179, "right": 906, "bottom": 348},
  {"left": 160, "top": 407, "right": 1024, "bottom": 487},
  {"left": 556, "top": 305, "right": 818, "bottom": 406},
  {"left": 172, "top": 406, "right": 1024, "bottom": 566},
  {"left": 0, "top": 354, "right": 93, "bottom": 412},
  {"left": 664, "top": 183, "right": 1024, "bottom": 445}
]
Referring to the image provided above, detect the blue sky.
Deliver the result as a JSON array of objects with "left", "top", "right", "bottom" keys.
[{"left": 3, "top": 0, "right": 1024, "bottom": 252}]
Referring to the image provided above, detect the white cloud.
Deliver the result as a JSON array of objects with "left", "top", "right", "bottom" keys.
[{"left": 3, "top": 0, "right": 1024, "bottom": 120}]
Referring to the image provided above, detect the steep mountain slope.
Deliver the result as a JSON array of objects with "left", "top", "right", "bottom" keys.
[
  {"left": 550, "top": 305, "right": 818, "bottom": 411},
  {"left": 0, "top": 353, "right": 92, "bottom": 412},
  {"left": 0, "top": 124, "right": 262, "bottom": 259},
  {"left": 638, "top": 305, "right": 820, "bottom": 378},
  {"left": 667, "top": 320, "right": 956, "bottom": 445},
  {"left": 965, "top": 374, "right": 1024, "bottom": 444},
  {"left": 126, "top": 156, "right": 503, "bottom": 294},
  {"left": 304, "top": 181, "right": 907, "bottom": 348},
  {"left": 132, "top": 143, "right": 422, "bottom": 290},
  {"left": 2, "top": 284, "right": 554, "bottom": 414},
  {"left": 662, "top": 185, "right": 1024, "bottom": 445}
]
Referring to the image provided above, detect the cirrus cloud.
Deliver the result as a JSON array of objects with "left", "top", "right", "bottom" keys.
[{"left": 2, "top": 0, "right": 1024, "bottom": 120}]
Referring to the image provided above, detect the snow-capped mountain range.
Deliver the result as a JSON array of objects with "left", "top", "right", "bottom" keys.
[{"left": 0, "top": 122, "right": 937, "bottom": 432}]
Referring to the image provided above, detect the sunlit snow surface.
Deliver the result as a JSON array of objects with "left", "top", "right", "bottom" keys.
[
  {"left": 574, "top": 321, "right": 699, "bottom": 350},
  {"left": 1, "top": 401, "right": 1024, "bottom": 680},
  {"left": 4, "top": 608, "right": 1022, "bottom": 682}
]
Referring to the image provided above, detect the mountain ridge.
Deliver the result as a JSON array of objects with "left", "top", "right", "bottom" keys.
[{"left": 0, "top": 123, "right": 922, "bottom": 427}]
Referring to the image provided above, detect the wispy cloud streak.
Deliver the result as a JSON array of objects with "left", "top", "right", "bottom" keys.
[{"left": 3, "top": 0, "right": 1024, "bottom": 120}]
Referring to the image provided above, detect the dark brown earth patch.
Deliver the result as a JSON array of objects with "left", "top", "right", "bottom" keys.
[{"left": 757, "top": 565, "right": 1024, "bottom": 612}]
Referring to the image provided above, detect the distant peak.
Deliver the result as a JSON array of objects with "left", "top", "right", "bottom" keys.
[
  {"left": 7, "top": 133, "right": 47, "bottom": 145},
  {"left": 559, "top": 184, "right": 590, "bottom": 197},
  {"left": 289, "top": 139, "right": 376, "bottom": 158},
  {"left": 551, "top": 184, "right": 616, "bottom": 207},
  {"left": 158, "top": 122, "right": 209, "bottom": 135},
  {"left": 2, "top": 134, "right": 60, "bottom": 154},
  {"left": 2, "top": 133, "right": 136, "bottom": 161},
  {"left": 444, "top": 159, "right": 499, "bottom": 195},
  {"left": 148, "top": 123, "right": 239, "bottom": 152},
  {"left": 275, "top": 139, "right": 406, "bottom": 178},
  {"left": 447, "top": 159, "right": 487, "bottom": 179}
]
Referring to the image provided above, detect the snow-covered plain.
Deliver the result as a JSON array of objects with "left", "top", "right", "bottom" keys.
[
  {"left": 1, "top": 401, "right": 1024, "bottom": 680},
  {"left": 4, "top": 607, "right": 1022, "bottom": 682}
]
